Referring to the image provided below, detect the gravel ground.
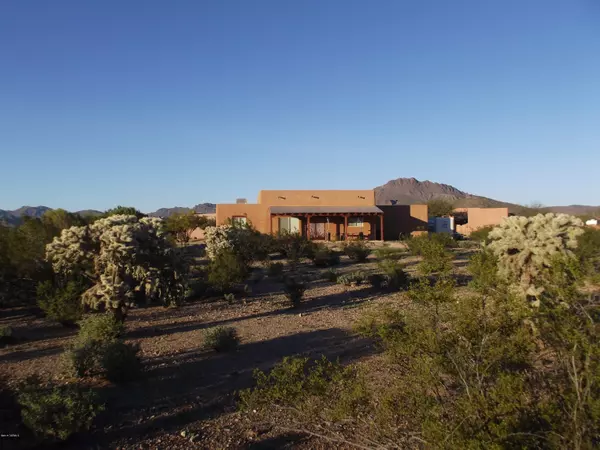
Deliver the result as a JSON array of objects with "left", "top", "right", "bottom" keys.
[{"left": 0, "top": 249, "right": 474, "bottom": 449}]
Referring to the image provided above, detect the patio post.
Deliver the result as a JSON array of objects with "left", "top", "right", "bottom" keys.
[
  {"left": 344, "top": 214, "right": 348, "bottom": 240},
  {"left": 380, "top": 214, "right": 384, "bottom": 241},
  {"left": 307, "top": 214, "right": 311, "bottom": 240}
]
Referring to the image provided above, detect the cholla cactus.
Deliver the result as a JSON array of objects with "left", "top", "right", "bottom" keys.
[
  {"left": 204, "top": 225, "right": 236, "bottom": 259},
  {"left": 46, "top": 215, "right": 188, "bottom": 320},
  {"left": 204, "top": 224, "right": 267, "bottom": 262},
  {"left": 488, "top": 213, "right": 584, "bottom": 299}
]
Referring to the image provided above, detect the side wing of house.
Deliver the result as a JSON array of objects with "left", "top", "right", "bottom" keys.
[{"left": 378, "top": 204, "right": 428, "bottom": 239}]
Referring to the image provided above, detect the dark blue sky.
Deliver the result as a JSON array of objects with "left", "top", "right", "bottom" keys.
[{"left": 1, "top": 0, "right": 598, "bottom": 212}]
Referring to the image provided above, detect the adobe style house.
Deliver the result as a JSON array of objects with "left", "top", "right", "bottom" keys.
[
  {"left": 216, "top": 190, "right": 428, "bottom": 241},
  {"left": 453, "top": 207, "right": 509, "bottom": 235}
]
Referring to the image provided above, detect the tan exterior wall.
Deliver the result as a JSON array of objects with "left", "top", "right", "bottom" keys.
[
  {"left": 379, "top": 204, "right": 428, "bottom": 239},
  {"left": 257, "top": 190, "right": 375, "bottom": 206},
  {"left": 216, "top": 204, "right": 271, "bottom": 233},
  {"left": 455, "top": 208, "right": 509, "bottom": 235}
]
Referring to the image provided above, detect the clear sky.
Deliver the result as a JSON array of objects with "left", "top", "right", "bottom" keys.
[{"left": 0, "top": 0, "right": 598, "bottom": 212}]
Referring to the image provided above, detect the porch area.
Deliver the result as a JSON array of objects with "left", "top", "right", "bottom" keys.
[{"left": 269, "top": 206, "right": 384, "bottom": 241}]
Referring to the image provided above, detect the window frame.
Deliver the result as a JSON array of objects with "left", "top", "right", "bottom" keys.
[{"left": 231, "top": 216, "right": 248, "bottom": 227}]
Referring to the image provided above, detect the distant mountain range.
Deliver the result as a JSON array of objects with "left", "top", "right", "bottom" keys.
[
  {"left": 1, "top": 178, "right": 597, "bottom": 226},
  {"left": 148, "top": 203, "right": 217, "bottom": 218},
  {"left": 0, "top": 203, "right": 217, "bottom": 226},
  {"left": 375, "top": 178, "right": 599, "bottom": 215}
]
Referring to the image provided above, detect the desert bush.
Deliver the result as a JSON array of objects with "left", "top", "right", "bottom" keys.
[
  {"left": 267, "top": 262, "right": 284, "bottom": 278},
  {"left": 343, "top": 241, "right": 371, "bottom": 262},
  {"left": 75, "top": 314, "right": 123, "bottom": 346},
  {"left": 488, "top": 213, "right": 584, "bottom": 299},
  {"left": 469, "top": 225, "right": 495, "bottom": 244},
  {"left": 37, "top": 280, "right": 85, "bottom": 326},
  {"left": 283, "top": 276, "right": 306, "bottom": 307},
  {"left": 575, "top": 227, "right": 600, "bottom": 277},
  {"left": 101, "top": 342, "right": 142, "bottom": 383},
  {"left": 337, "top": 271, "right": 366, "bottom": 286},
  {"left": 468, "top": 248, "right": 502, "bottom": 294},
  {"left": 274, "top": 232, "right": 315, "bottom": 269},
  {"left": 204, "top": 326, "right": 240, "bottom": 352},
  {"left": 239, "top": 356, "right": 368, "bottom": 422},
  {"left": 323, "top": 268, "right": 339, "bottom": 282},
  {"left": 240, "top": 233, "right": 600, "bottom": 449},
  {"left": 46, "top": 215, "right": 189, "bottom": 321},
  {"left": 378, "top": 259, "right": 410, "bottom": 290},
  {"left": 0, "top": 325, "right": 15, "bottom": 346},
  {"left": 373, "top": 247, "right": 405, "bottom": 260},
  {"left": 65, "top": 314, "right": 124, "bottom": 377},
  {"left": 312, "top": 246, "right": 340, "bottom": 267},
  {"left": 17, "top": 375, "right": 104, "bottom": 442},
  {"left": 207, "top": 249, "right": 248, "bottom": 292},
  {"left": 415, "top": 237, "right": 454, "bottom": 275}
]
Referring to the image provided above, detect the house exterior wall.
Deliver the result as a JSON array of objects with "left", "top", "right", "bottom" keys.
[
  {"left": 379, "top": 204, "right": 428, "bottom": 240},
  {"left": 257, "top": 190, "right": 374, "bottom": 206},
  {"left": 216, "top": 204, "right": 270, "bottom": 232},
  {"left": 455, "top": 207, "right": 508, "bottom": 235}
]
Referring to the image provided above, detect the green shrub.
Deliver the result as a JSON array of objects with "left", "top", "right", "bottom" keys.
[
  {"left": 275, "top": 232, "right": 314, "bottom": 260},
  {"left": 207, "top": 249, "right": 248, "bottom": 292},
  {"left": 64, "top": 343, "right": 101, "bottom": 378},
  {"left": 378, "top": 259, "right": 410, "bottom": 290},
  {"left": 283, "top": 277, "right": 306, "bottom": 307},
  {"left": 17, "top": 375, "right": 104, "bottom": 442},
  {"left": 101, "top": 342, "right": 142, "bottom": 383},
  {"left": 469, "top": 225, "right": 495, "bottom": 244},
  {"left": 337, "top": 271, "right": 365, "bottom": 286},
  {"left": 312, "top": 246, "right": 341, "bottom": 267},
  {"left": 343, "top": 241, "right": 371, "bottom": 262},
  {"left": 576, "top": 227, "right": 600, "bottom": 276},
  {"left": 0, "top": 325, "right": 15, "bottom": 346},
  {"left": 204, "top": 326, "right": 240, "bottom": 352},
  {"left": 239, "top": 356, "right": 368, "bottom": 421},
  {"left": 411, "top": 236, "right": 454, "bottom": 275},
  {"left": 36, "top": 280, "right": 85, "bottom": 326},
  {"left": 323, "top": 268, "right": 339, "bottom": 282},
  {"left": 65, "top": 314, "right": 124, "bottom": 378},
  {"left": 267, "top": 262, "right": 284, "bottom": 278},
  {"left": 373, "top": 247, "right": 405, "bottom": 260},
  {"left": 75, "top": 314, "right": 123, "bottom": 347}
]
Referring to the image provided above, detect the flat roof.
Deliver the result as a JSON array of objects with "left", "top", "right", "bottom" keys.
[{"left": 269, "top": 206, "right": 383, "bottom": 214}]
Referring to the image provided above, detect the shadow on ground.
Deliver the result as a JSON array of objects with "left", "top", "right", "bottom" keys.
[
  {"left": 86, "top": 327, "right": 376, "bottom": 448},
  {"left": 128, "top": 283, "right": 389, "bottom": 340}
]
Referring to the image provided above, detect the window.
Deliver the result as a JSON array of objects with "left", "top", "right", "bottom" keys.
[
  {"left": 231, "top": 216, "right": 247, "bottom": 227},
  {"left": 348, "top": 216, "right": 364, "bottom": 227}
]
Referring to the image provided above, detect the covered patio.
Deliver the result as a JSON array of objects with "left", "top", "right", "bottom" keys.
[{"left": 269, "top": 206, "right": 384, "bottom": 241}]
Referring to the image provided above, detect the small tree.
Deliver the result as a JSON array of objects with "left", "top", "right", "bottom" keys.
[
  {"left": 103, "top": 206, "right": 145, "bottom": 219},
  {"left": 427, "top": 198, "right": 455, "bottom": 218},
  {"left": 165, "top": 212, "right": 207, "bottom": 246}
]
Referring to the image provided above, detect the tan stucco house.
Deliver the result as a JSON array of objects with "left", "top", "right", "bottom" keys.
[{"left": 216, "top": 189, "right": 428, "bottom": 241}]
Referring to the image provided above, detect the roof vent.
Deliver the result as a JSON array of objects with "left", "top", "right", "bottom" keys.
[{"left": 236, "top": 198, "right": 247, "bottom": 204}]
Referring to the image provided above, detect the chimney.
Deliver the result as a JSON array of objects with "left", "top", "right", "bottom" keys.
[{"left": 236, "top": 198, "right": 248, "bottom": 204}]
